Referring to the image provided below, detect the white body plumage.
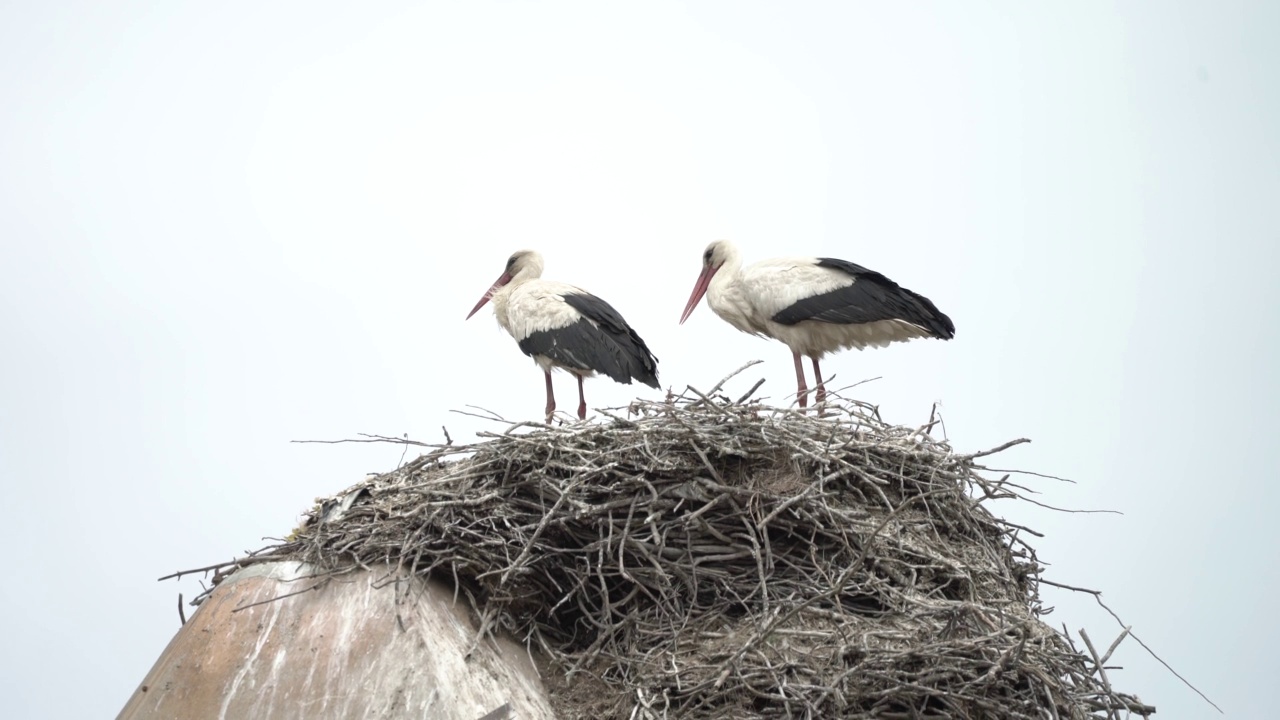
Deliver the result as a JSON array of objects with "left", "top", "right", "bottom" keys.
[
  {"left": 705, "top": 254, "right": 938, "bottom": 358},
  {"left": 680, "top": 239, "right": 953, "bottom": 408}
]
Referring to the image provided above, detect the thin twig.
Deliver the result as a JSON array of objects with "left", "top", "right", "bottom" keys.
[
  {"left": 230, "top": 581, "right": 327, "bottom": 613},
  {"left": 967, "top": 438, "right": 1031, "bottom": 459},
  {"left": 1079, "top": 628, "right": 1120, "bottom": 720},
  {"left": 734, "top": 378, "right": 767, "bottom": 405},
  {"left": 291, "top": 433, "right": 434, "bottom": 448},
  {"left": 1093, "top": 594, "right": 1222, "bottom": 714},
  {"left": 706, "top": 359, "right": 764, "bottom": 396}
]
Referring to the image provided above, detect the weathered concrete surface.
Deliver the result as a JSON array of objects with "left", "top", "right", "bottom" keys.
[{"left": 118, "top": 562, "right": 556, "bottom": 720}]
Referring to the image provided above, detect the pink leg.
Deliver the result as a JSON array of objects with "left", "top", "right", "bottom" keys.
[
  {"left": 544, "top": 371, "right": 556, "bottom": 424},
  {"left": 812, "top": 357, "right": 826, "bottom": 407},
  {"left": 793, "top": 352, "right": 808, "bottom": 409},
  {"left": 576, "top": 373, "right": 588, "bottom": 420}
]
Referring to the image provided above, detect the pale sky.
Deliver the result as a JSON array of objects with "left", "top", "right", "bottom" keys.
[{"left": 2, "top": 2, "right": 1277, "bottom": 718}]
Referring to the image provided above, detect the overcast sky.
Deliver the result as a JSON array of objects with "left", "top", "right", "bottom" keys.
[{"left": 1, "top": 2, "right": 1276, "bottom": 718}]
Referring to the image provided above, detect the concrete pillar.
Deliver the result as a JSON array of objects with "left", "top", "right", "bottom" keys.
[{"left": 118, "top": 562, "right": 556, "bottom": 720}]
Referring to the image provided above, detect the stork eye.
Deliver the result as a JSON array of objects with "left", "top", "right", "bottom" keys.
[{"left": 703, "top": 250, "right": 713, "bottom": 263}]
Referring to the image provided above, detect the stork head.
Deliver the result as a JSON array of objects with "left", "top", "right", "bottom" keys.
[
  {"left": 679, "top": 240, "right": 733, "bottom": 324},
  {"left": 466, "top": 250, "right": 544, "bottom": 319}
]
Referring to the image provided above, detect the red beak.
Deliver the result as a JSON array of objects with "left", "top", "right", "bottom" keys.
[
  {"left": 679, "top": 265, "right": 717, "bottom": 324},
  {"left": 466, "top": 272, "right": 512, "bottom": 319}
]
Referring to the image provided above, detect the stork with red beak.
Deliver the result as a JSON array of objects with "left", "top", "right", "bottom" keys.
[
  {"left": 680, "top": 240, "right": 954, "bottom": 408},
  {"left": 467, "top": 250, "right": 660, "bottom": 424}
]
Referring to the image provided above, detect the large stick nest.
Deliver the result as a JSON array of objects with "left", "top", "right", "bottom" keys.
[{"left": 190, "top": 374, "right": 1154, "bottom": 719}]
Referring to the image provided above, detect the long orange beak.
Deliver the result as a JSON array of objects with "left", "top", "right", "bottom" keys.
[
  {"left": 679, "top": 265, "right": 717, "bottom": 324},
  {"left": 466, "top": 272, "right": 512, "bottom": 320}
]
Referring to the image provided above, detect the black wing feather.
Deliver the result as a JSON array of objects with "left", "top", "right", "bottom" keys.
[
  {"left": 517, "top": 292, "right": 660, "bottom": 388},
  {"left": 770, "top": 258, "right": 955, "bottom": 339}
]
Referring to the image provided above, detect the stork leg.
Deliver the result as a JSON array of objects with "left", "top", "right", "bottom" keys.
[
  {"left": 812, "top": 357, "right": 827, "bottom": 409},
  {"left": 793, "top": 352, "right": 809, "bottom": 409},
  {"left": 543, "top": 371, "right": 556, "bottom": 424},
  {"left": 575, "top": 373, "right": 588, "bottom": 420}
]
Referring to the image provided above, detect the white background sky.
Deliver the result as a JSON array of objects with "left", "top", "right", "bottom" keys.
[{"left": 1, "top": 2, "right": 1276, "bottom": 717}]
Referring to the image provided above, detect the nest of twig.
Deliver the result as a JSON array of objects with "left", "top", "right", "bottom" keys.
[{"left": 185, "top": 370, "right": 1154, "bottom": 719}]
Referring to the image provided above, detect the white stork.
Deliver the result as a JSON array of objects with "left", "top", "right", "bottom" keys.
[
  {"left": 679, "top": 240, "right": 954, "bottom": 408},
  {"left": 467, "top": 250, "right": 660, "bottom": 424}
]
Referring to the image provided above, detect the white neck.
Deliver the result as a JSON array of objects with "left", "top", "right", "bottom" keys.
[
  {"left": 710, "top": 251, "right": 743, "bottom": 296},
  {"left": 491, "top": 260, "right": 543, "bottom": 331},
  {"left": 707, "top": 250, "right": 754, "bottom": 333}
]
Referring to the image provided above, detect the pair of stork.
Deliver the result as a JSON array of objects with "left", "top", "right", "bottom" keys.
[{"left": 466, "top": 240, "right": 955, "bottom": 423}]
